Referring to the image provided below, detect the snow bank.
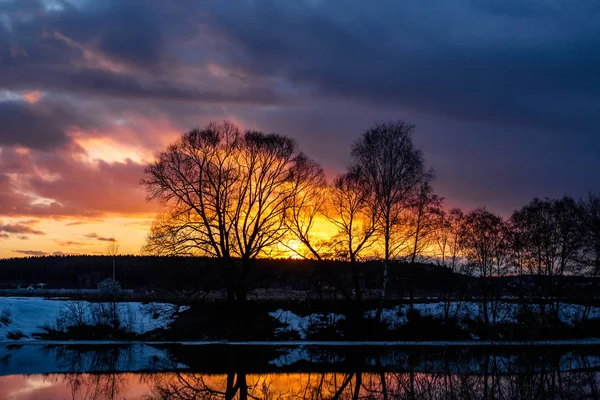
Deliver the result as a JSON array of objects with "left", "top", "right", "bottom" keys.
[
  {"left": 0, "top": 297, "right": 182, "bottom": 341},
  {"left": 365, "top": 302, "right": 600, "bottom": 331},
  {"left": 269, "top": 310, "right": 345, "bottom": 339},
  {"left": 271, "top": 302, "right": 600, "bottom": 337}
]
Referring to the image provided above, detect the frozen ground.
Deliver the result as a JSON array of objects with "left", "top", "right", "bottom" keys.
[
  {"left": 271, "top": 301, "right": 600, "bottom": 338},
  {"left": 0, "top": 297, "right": 182, "bottom": 341},
  {"left": 2, "top": 297, "right": 598, "bottom": 343},
  {"left": 269, "top": 310, "right": 345, "bottom": 339}
]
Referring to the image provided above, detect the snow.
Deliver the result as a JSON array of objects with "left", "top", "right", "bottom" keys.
[
  {"left": 269, "top": 346, "right": 314, "bottom": 366},
  {"left": 363, "top": 302, "right": 600, "bottom": 331},
  {"left": 269, "top": 310, "right": 345, "bottom": 339},
  {"left": 0, "top": 297, "right": 182, "bottom": 341},
  {"left": 2, "top": 297, "right": 598, "bottom": 343},
  {"left": 270, "top": 302, "right": 600, "bottom": 337}
]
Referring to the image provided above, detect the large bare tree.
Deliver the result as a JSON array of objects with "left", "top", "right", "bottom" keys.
[
  {"left": 142, "top": 121, "right": 323, "bottom": 302},
  {"left": 350, "top": 121, "right": 433, "bottom": 319}
]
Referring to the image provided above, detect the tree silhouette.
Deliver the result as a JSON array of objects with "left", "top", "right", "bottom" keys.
[
  {"left": 459, "top": 208, "right": 508, "bottom": 326},
  {"left": 510, "top": 197, "right": 584, "bottom": 320},
  {"left": 579, "top": 193, "right": 600, "bottom": 278},
  {"left": 350, "top": 121, "right": 433, "bottom": 320},
  {"left": 142, "top": 121, "right": 324, "bottom": 302},
  {"left": 326, "top": 168, "right": 380, "bottom": 302}
]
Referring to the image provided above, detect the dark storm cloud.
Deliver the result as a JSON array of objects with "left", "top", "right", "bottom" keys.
[
  {"left": 0, "top": 98, "right": 97, "bottom": 149},
  {"left": 0, "top": 101, "right": 68, "bottom": 149},
  {"left": 0, "top": 0, "right": 284, "bottom": 105},
  {"left": 208, "top": 0, "right": 600, "bottom": 137},
  {"left": 94, "top": 4, "right": 165, "bottom": 70},
  {"left": 0, "top": 0, "right": 598, "bottom": 217}
]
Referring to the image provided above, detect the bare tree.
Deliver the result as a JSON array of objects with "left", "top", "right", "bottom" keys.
[
  {"left": 142, "top": 121, "right": 323, "bottom": 302},
  {"left": 408, "top": 181, "right": 443, "bottom": 264},
  {"left": 510, "top": 197, "right": 584, "bottom": 320},
  {"left": 325, "top": 168, "right": 379, "bottom": 302},
  {"left": 351, "top": 121, "right": 433, "bottom": 320},
  {"left": 106, "top": 237, "right": 120, "bottom": 329},
  {"left": 284, "top": 161, "right": 363, "bottom": 302},
  {"left": 433, "top": 208, "right": 465, "bottom": 322},
  {"left": 283, "top": 154, "right": 330, "bottom": 260},
  {"left": 579, "top": 193, "right": 600, "bottom": 278},
  {"left": 578, "top": 193, "right": 600, "bottom": 321},
  {"left": 460, "top": 208, "right": 508, "bottom": 327},
  {"left": 434, "top": 208, "right": 464, "bottom": 271}
]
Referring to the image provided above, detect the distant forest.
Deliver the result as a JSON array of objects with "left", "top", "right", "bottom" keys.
[
  {"left": 0, "top": 255, "right": 597, "bottom": 303},
  {"left": 3, "top": 120, "right": 600, "bottom": 310}
]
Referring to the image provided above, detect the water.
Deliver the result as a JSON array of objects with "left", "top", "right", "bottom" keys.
[{"left": 1, "top": 343, "right": 599, "bottom": 399}]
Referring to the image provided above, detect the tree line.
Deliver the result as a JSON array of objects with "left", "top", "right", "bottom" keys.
[{"left": 142, "top": 120, "right": 600, "bottom": 311}]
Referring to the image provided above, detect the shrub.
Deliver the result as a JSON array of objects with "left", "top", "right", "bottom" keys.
[{"left": 6, "top": 331, "right": 26, "bottom": 340}]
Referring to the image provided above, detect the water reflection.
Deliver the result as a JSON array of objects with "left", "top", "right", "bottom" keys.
[
  {"left": 1, "top": 346, "right": 599, "bottom": 399},
  {"left": 146, "top": 369, "right": 600, "bottom": 400},
  {"left": 2, "top": 369, "right": 599, "bottom": 400}
]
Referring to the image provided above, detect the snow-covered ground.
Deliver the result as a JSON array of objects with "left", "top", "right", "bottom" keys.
[
  {"left": 269, "top": 310, "right": 345, "bottom": 339},
  {"left": 0, "top": 297, "right": 182, "bottom": 341},
  {"left": 271, "top": 302, "right": 600, "bottom": 338}
]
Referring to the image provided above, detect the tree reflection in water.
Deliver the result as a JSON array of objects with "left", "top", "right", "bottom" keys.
[
  {"left": 62, "top": 373, "right": 130, "bottom": 400},
  {"left": 6, "top": 347, "right": 599, "bottom": 399},
  {"left": 146, "top": 369, "right": 599, "bottom": 399},
  {"left": 15, "top": 367, "right": 600, "bottom": 400}
]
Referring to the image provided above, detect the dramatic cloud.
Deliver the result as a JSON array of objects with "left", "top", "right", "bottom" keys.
[
  {"left": 210, "top": 1, "right": 599, "bottom": 135},
  {"left": 0, "top": 0, "right": 598, "bottom": 257},
  {"left": 0, "top": 100, "right": 69, "bottom": 149},
  {"left": 0, "top": 145, "right": 157, "bottom": 218}
]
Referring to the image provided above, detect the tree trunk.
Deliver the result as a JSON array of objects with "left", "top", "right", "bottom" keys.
[
  {"left": 375, "top": 261, "right": 389, "bottom": 322},
  {"left": 351, "top": 260, "right": 362, "bottom": 303},
  {"left": 237, "top": 373, "right": 248, "bottom": 400},
  {"left": 235, "top": 259, "right": 251, "bottom": 303}
]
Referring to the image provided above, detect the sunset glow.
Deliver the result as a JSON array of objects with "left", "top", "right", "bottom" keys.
[{"left": 1, "top": 0, "right": 598, "bottom": 260}]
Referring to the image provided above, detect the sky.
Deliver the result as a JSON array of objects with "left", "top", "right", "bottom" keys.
[{"left": 0, "top": 0, "right": 599, "bottom": 258}]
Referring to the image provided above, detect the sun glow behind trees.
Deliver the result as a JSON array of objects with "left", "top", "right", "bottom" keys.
[
  {"left": 142, "top": 120, "right": 441, "bottom": 301},
  {"left": 140, "top": 120, "right": 600, "bottom": 304}
]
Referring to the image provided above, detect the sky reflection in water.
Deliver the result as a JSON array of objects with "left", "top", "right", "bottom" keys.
[{"left": 0, "top": 344, "right": 599, "bottom": 399}]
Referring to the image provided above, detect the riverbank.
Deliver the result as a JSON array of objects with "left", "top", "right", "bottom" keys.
[{"left": 1, "top": 297, "right": 599, "bottom": 342}]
